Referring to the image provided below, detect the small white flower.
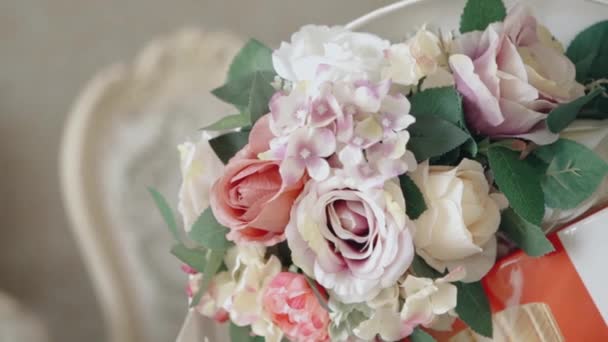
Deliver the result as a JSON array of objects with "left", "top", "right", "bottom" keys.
[
  {"left": 382, "top": 27, "right": 452, "bottom": 87},
  {"left": 400, "top": 268, "right": 465, "bottom": 330}
]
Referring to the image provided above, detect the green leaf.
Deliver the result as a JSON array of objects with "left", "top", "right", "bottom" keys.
[
  {"left": 411, "top": 255, "right": 442, "bottom": 279},
  {"left": 227, "top": 39, "right": 274, "bottom": 82},
  {"left": 399, "top": 174, "right": 427, "bottom": 219},
  {"left": 170, "top": 243, "right": 207, "bottom": 273},
  {"left": 190, "top": 249, "right": 225, "bottom": 308},
  {"left": 229, "top": 323, "right": 265, "bottom": 342},
  {"left": 410, "top": 86, "right": 478, "bottom": 157},
  {"left": 567, "top": 21, "right": 608, "bottom": 119},
  {"left": 410, "top": 328, "right": 437, "bottom": 342},
  {"left": 566, "top": 20, "right": 608, "bottom": 83},
  {"left": 534, "top": 139, "right": 608, "bottom": 209},
  {"left": 547, "top": 88, "right": 603, "bottom": 133},
  {"left": 304, "top": 275, "right": 331, "bottom": 313},
  {"left": 455, "top": 281, "right": 493, "bottom": 338},
  {"left": 209, "top": 130, "right": 250, "bottom": 164},
  {"left": 212, "top": 70, "right": 277, "bottom": 124},
  {"left": 499, "top": 208, "right": 555, "bottom": 257},
  {"left": 148, "top": 188, "right": 180, "bottom": 241},
  {"left": 460, "top": 0, "right": 507, "bottom": 33},
  {"left": 410, "top": 86, "right": 465, "bottom": 126},
  {"left": 487, "top": 146, "right": 545, "bottom": 225},
  {"left": 202, "top": 114, "right": 251, "bottom": 131},
  {"left": 408, "top": 115, "right": 470, "bottom": 161},
  {"left": 189, "top": 208, "right": 231, "bottom": 250}
]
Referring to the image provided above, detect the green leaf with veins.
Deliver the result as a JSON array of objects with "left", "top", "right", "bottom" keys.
[
  {"left": 227, "top": 39, "right": 274, "bottom": 82},
  {"left": 534, "top": 139, "right": 608, "bottom": 209},
  {"left": 487, "top": 146, "right": 545, "bottom": 225},
  {"left": 212, "top": 70, "right": 277, "bottom": 124}
]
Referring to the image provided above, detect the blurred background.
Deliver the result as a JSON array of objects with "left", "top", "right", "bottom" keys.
[{"left": 0, "top": 1, "right": 397, "bottom": 341}]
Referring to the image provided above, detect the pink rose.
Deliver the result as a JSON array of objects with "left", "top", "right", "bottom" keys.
[
  {"left": 210, "top": 115, "right": 306, "bottom": 245},
  {"left": 449, "top": 5, "right": 584, "bottom": 145},
  {"left": 286, "top": 175, "right": 414, "bottom": 303},
  {"left": 263, "top": 272, "right": 330, "bottom": 342}
]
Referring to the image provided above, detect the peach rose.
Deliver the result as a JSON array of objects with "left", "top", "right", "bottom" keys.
[
  {"left": 263, "top": 272, "right": 330, "bottom": 342},
  {"left": 210, "top": 115, "right": 306, "bottom": 245}
]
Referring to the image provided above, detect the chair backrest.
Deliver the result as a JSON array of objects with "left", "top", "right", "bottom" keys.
[{"left": 60, "top": 29, "right": 242, "bottom": 342}]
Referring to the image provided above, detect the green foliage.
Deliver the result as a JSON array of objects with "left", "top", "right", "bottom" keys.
[
  {"left": 534, "top": 139, "right": 608, "bottom": 209},
  {"left": 209, "top": 39, "right": 277, "bottom": 129},
  {"left": 189, "top": 208, "right": 231, "bottom": 250},
  {"left": 410, "top": 328, "right": 437, "bottom": 342},
  {"left": 411, "top": 255, "right": 442, "bottom": 279},
  {"left": 170, "top": 243, "right": 207, "bottom": 273},
  {"left": 455, "top": 281, "right": 493, "bottom": 338},
  {"left": 212, "top": 70, "right": 277, "bottom": 124},
  {"left": 148, "top": 188, "right": 180, "bottom": 241},
  {"left": 410, "top": 86, "right": 477, "bottom": 159},
  {"left": 499, "top": 209, "right": 555, "bottom": 257},
  {"left": 408, "top": 115, "right": 470, "bottom": 161},
  {"left": 567, "top": 21, "right": 608, "bottom": 83},
  {"left": 399, "top": 174, "right": 427, "bottom": 220},
  {"left": 546, "top": 88, "right": 602, "bottom": 133},
  {"left": 229, "top": 323, "right": 265, "bottom": 342},
  {"left": 410, "top": 86, "right": 465, "bottom": 126},
  {"left": 209, "top": 130, "right": 251, "bottom": 164},
  {"left": 487, "top": 146, "right": 545, "bottom": 225},
  {"left": 227, "top": 39, "right": 275, "bottom": 82},
  {"left": 566, "top": 21, "right": 608, "bottom": 119},
  {"left": 460, "top": 0, "right": 507, "bottom": 33},
  {"left": 190, "top": 249, "right": 225, "bottom": 307}
]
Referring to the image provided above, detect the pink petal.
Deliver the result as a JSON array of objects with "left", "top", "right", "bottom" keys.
[
  {"left": 306, "top": 157, "right": 330, "bottom": 181},
  {"left": 311, "top": 128, "right": 337, "bottom": 157},
  {"left": 280, "top": 157, "right": 306, "bottom": 186},
  {"left": 449, "top": 54, "right": 504, "bottom": 130},
  {"left": 249, "top": 114, "right": 275, "bottom": 155},
  {"left": 497, "top": 38, "right": 528, "bottom": 81}
]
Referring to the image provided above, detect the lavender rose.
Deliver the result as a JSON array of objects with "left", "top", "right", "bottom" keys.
[
  {"left": 286, "top": 175, "right": 414, "bottom": 303},
  {"left": 449, "top": 5, "right": 585, "bottom": 145}
]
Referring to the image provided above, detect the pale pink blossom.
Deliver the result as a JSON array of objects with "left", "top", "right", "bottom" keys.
[
  {"left": 263, "top": 272, "right": 330, "bottom": 342},
  {"left": 286, "top": 175, "right": 414, "bottom": 303},
  {"left": 449, "top": 5, "right": 585, "bottom": 144}
]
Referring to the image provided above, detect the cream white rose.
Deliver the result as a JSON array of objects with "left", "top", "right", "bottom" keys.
[
  {"left": 272, "top": 25, "right": 390, "bottom": 82},
  {"left": 410, "top": 159, "right": 506, "bottom": 282},
  {"left": 543, "top": 120, "right": 608, "bottom": 230},
  {"left": 177, "top": 133, "right": 225, "bottom": 231}
]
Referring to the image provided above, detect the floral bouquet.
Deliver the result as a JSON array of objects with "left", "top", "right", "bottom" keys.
[{"left": 150, "top": 0, "right": 608, "bottom": 341}]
